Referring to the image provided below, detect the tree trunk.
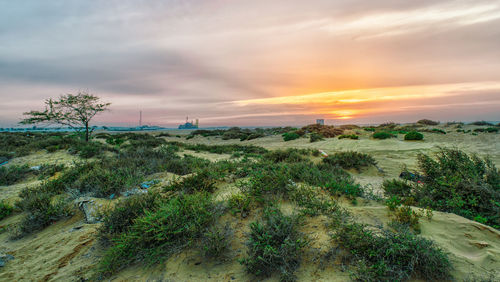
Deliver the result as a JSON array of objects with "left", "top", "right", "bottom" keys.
[{"left": 85, "top": 122, "right": 89, "bottom": 142}]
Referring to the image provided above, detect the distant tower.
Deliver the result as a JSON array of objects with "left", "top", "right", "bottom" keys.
[
  {"left": 316, "top": 119, "right": 324, "bottom": 125},
  {"left": 195, "top": 119, "right": 199, "bottom": 127},
  {"left": 139, "top": 111, "right": 142, "bottom": 126}
]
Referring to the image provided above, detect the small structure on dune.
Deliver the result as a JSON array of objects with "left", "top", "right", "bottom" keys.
[
  {"left": 316, "top": 119, "right": 325, "bottom": 125},
  {"left": 178, "top": 116, "right": 199, "bottom": 129}
]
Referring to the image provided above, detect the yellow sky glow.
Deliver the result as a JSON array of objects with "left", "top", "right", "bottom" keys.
[{"left": 232, "top": 81, "right": 500, "bottom": 120}]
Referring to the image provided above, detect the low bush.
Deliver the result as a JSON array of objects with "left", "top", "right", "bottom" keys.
[
  {"left": 15, "top": 190, "right": 73, "bottom": 237},
  {"left": 201, "top": 224, "right": 232, "bottom": 258},
  {"left": 377, "top": 122, "right": 398, "bottom": 129},
  {"left": 404, "top": 131, "right": 423, "bottom": 140},
  {"left": 166, "top": 142, "right": 268, "bottom": 155},
  {"left": 383, "top": 148, "right": 500, "bottom": 229},
  {"left": 322, "top": 151, "right": 377, "bottom": 171},
  {"left": 332, "top": 222, "right": 451, "bottom": 281},
  {"left": 289, "top": 184, "right": 337, "bottom": 216},
  {"left": 430, "top": 128, "right": 446, "bottom": 134},
  {"left": 105, "top": 136, "right": 125, "bottom": 146},
  {"left": 98, "top": 192, "right": 161, "bottom": 242},
  {"left": 363, "top": 127, "right": 376, "bottom": 132},
  {"left": 227, "top": 192, "right": 252, "bottom": 217},
  {"left": 263, "top": 149, "right": 309, "bottom": 163},
  {"left": 97, "top": 193, "right": 216, "bottom": 277},
  {"left": 282, "top": 131, "right": 300, "bottom": 141},
  {"left": 297, "top": 124, "right": 343, "bottom": 138},
  {"left": 165, "top": 168, "right": 217, "bottom": 194},
  {"left": 391, "top": 205, "right": 424, "bottom": 232},
  {"left": 382, "top": 179, "right": 413, "bottom": 198},
  {"left": 157, "top": 132, "right": 171, "bottom": 137},
  {"left": 0, "top": 200, "right": 14, "bottom": 220},
  {"left": 244, "top": 161, "right": 361, "bottom": 202},
  {"left": 474, "top": 127, "right": 498, "bottom": 133},
  {"left": 241, "top": 207, "right": 307, "bottom": 281},
  {"left": 372, "top": 131, "right": 395, "bottom": 139},
  {"left": 0, "top": 165, "right": 33, "bottom": 185},
  {"left": 309, "top": 132, "right": 324, "bottom": 142},
  {"left": 338, "top": 134, "right": 359, "bottom": 140},
  {"left": 37, "top": 163, "right": 65, "bottom": 179},
  {"left": 68, "top": 141, "right": 108, "bottom": 158},
  {"left": 471, "top": 121, "right": 493, "bottom": 126},
  {"left": 417, "top": 119, "right": 439, "bottom": 126}
]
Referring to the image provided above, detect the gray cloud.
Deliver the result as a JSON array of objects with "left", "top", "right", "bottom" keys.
[{"left": 0, "top": 0, "right": 499, "bottom": 126}]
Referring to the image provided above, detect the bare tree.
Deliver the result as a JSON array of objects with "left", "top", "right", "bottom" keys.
[{"left": 20, "top": 92, "right": 111, "bottom": 142}]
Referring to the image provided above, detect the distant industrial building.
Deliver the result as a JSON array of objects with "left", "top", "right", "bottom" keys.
[
  {"left": 316, "top": 119, "right": 324, "bottom": 125},
  {"left": 178, "top": 117, "right": 199, "bottom": 129}
]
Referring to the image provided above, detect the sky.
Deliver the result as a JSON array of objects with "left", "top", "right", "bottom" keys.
[{"left": 1, "top": 0, "right": 500, "bottom": 127}]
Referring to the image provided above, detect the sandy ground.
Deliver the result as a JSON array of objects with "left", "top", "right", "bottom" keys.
[{"left": 1, "top": 125, "right": 499, "bottom": 281}]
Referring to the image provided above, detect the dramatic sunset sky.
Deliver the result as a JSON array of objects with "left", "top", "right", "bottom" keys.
[{"left": 1, "top": 0, "right": 500, "bottom": 127}]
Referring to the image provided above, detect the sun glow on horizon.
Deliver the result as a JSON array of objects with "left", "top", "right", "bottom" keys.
[{"left": 231, "top": 81, "right": 500, "bottom": 120}]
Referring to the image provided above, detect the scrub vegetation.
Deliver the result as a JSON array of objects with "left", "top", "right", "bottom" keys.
[
  {"left": 5, "top": 129, "right": 492, "bottom": 281},
  {"left": 383, "top": 148, "right": 500, "bottom": 229}
]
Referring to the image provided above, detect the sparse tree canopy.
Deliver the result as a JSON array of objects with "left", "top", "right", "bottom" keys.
[{"left": 20, "top": 92, "right": 110, "bottom": 141}]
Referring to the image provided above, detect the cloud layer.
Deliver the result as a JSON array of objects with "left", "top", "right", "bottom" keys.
[{"left": 1, "top": 0, "right": 499, "bottom": 126}]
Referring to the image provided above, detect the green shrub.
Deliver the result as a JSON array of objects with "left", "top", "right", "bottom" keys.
[
  {"left": 167, "top": 142, "right": 268, "bottom": 155},
  {"left": 37, "top": 163, "right": 65, "bottom": 180},
  {"left": 0, "top": 200, "right": 14, "bottom": 220},
  {"left": 309, "top": 132, "right": 324, "bottom": 142},
  {"left": 0, "top": 165, "right": 33, "bottom": 185},
  {"left": 474, "top": 127, "right": 498, "bottom": 133},
  {"left": 244, "top": 160, "right": 362, "bottom": 203},
  {"left": 98, "top": 192, "right": 161, "bottom": 242},
  {"left": 372, "top": 131, "right": 395, "bottom": 139},
  {"left": 97, "top": 193, "right": 216, "bottom": 277},
  {"left": 471, "top": 121, "right": 493, "bottom": 126},
  {"left": 282, "top": 132, "right": 300, "bottom": 141},
  {"left": 323, "top": 151, "right": 377, "bottom": 170},
  {"left": 384, "top": 148, "right": 500, "bottom": 229},
  {"left": 430, "top": 128, "right": 446, "bottom": 134},
  {"left": 263, "top": 149, "right": 308, "bottom": 163},
  {"left": 61, "top": 147, "right": 210, "bottom": 197},
  {"left": 338, "top": 134, "right": 359, "bottom": 140},
  {"left": 392, "top": 205, "right": 424, "bottom": 232},
  {"left": 382, "top": 179, "right": 413, "bottom": 198},
  {"left": 417, "top": 119, "right": 439, "bottom": 125},
  {"left": 289, "top": 185, "right": 338, "bottom": 216},
  {"left": 228, "top": 192, "right": 252, "bottom": 217},
  {"left": 69, "top": 141, "right": 107, "bottom": 158},
  {"left": 15, "top": 191, "right": 73, "bottom": 237},
  {"left": 201, "top": 224, "right": 232, "bottom": 258},
  {"left": 404, "top": 131, "right": 423, "bottom": 140},
  {"left": 363, "top": 127, "right": 376, "bottom": 132},
  {"left": 332, "top": 222, "right": 451, "bottom": 281},
  {"left": 105, "top": 137, "right": 125, "bottom": 146},
  {"left": 322, "top": 177, "right": 363, "bottom": 199},
  {"left": 241, "top": 207, "right": 307, "bottom": 281},
  {"left": 166, "top": 168, "right": 217, "bottom": 194},
  {"left": 385, "top": 195, "right": 402, "bottom": 211}
]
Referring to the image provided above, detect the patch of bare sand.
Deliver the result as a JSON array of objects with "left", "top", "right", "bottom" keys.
[
  {"left": 0, "top": 213, "right": 102, "bottom": 282},
  {"left": 0, "top": 180, "right": 42, "bottom": 202},
  {"left": 177, "top": 149, "right": 233, "bottom": 162},
  {"left": 5, "top": 150, "right": 78, "bottom": 168}
]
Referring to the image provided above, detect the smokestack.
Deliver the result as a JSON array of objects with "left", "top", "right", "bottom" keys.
[
  {"left": 195, "top": 119, "right": 199, "bottom": 127},
  {"left": 139, "top": 110, "right": 142, "bottom": 126}
]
